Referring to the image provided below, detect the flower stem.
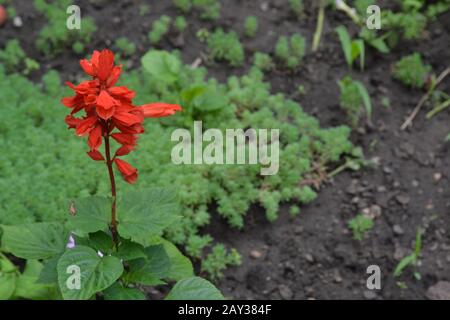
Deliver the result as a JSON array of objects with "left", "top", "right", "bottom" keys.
[{"left": 103, "top": 121, "right": 119, "bottom": 250}]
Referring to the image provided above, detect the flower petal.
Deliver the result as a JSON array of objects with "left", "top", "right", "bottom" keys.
[
  {"left": 88, "top": 125, "right": 103, "bottom": 151},
  {"left": 114, "top": 158, "right": 138, "bottom": 184},
  {"left": 139, "top": 103, "right": 182, "bottom": 118},
  {"left": 96, "top": 50, "right": 115, "bottom": 82},
  {"left": 87, "top": 150, "right": 105, "bottom": 161}
]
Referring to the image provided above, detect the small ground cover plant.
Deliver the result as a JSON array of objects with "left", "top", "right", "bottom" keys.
[
  {"left": 0, "top": 50, "right": 223, "bottom": 300},
  {"left": 34, "top": 0, "right": 96, "bottom": 56},
  {"left": 335, "top": 25, "right": 365, "bottom": 70},
  {"left": 348, "top": 214, "right": 374, "bottom": 241},
  {"left": 275, "top": 34, "right": 306, "bottom": 69},
  {"left": 392, "top": 53, "right": 432, "bottom": 89},
  {"left": 394, "top": 229, "right": 423, "bottom": 280},
  {"left": 338, "top": 76, "right": 372, "bottom": 127},
  {"left": 207, "top": 29, "right": 245, "bottom": 66}
]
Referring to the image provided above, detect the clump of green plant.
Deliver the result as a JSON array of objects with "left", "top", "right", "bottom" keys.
[
  {"left": 289, "top": 0, "right": 304, "bottom": 17},
  {"left": 358, "top": 0, "right": 450, "bottom": 53},
  {"left": 394, "top": 229, "right": 423, "bottom": 280},
  {"left": 253, "top": 52, "right": 274, "bottom": 71},
  {"left": 174, "top": 16, "right": 187, "bottom": 33},
  {"left": 348, "top": 214, "right": 374, "bottom": 240},
  {"left": 244, "top": 15, "right": 258, "bottom": 38},
  {"left": 336, "top": 25, "right": 365, "bottom": 70},
  {"left": 173, "top": 0, "right": 192, "bottom": 13},
  {"left": 201, "top": 245, "right": 241, "bottom": 280},
  {"left": 192, "top": 0, "right": 221, "bottom": 20},
  {"left": 207, "top": 29, "right": 245, "bottom": 66},
  {"left": 149, "top": 15, "right": 172, "bottom": 45},
  {"left": 139, "top": 3, "right": 150, "bottom": 16},
  {"left": 34, "top": 0, "right": 96, "bottom": 56},
  {"left": 114, "top": 37, "right": 137, "bottom": 57},
  {"left": 196, "top": 28, "right": 210, "bottom": 42},
  {"left": 392, "top": 53, "right": 431, "bottom": 89},
  {"left": 275, "top": 34, "right": 306, "bottom": 69},
  {"left": 0, "top": 40, "right": 39, "bottom": 75},
  {"left": 338, "top": 76, "right": 372, "bottom": 127}
]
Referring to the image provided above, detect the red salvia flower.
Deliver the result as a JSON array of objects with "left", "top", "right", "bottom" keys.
[{"left": 61, "top": 49, "right": 182, "bottom": 184}]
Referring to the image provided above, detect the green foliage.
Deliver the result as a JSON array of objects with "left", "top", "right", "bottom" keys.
[
  {"left": 192, "top": 0, "right": 221, "bottom": 20},
  {"left": 149, "top": 15, "right": 172, "bottom": 45},
  {"left": 34, "top": 0, "right": 96, "bottom": 56},
  {"left": 335, "top": 25, "right": 365, "bottom": 70},
  {"left": 0, "top": 189, "right": 220, "bottom": 300},
  {"left": 201, "top": 245, "right": 241, "bottom": 280},
  {"left": 394, "top": 229, "right": 423, "bottom": 280},
  {"left": 244, "top": 16, "right": 258, "bottom": 38},
  {"left": 0, "top": 255, "right": 59, "bottom": 300},
  {"left": 165, "top": 277, "right": 224, "bottom": 300},
  {"left": 115, "top": 37, "right": 137, "bottom": 57},
  {"left": 173, "top": 0, "right": 192, "bottom": 13},
  {"left": 338, "top": 76, "right": 372, "bottom": 127},
  {"left": 139, "top": 4, "right": 151, "bottom": 16},
  {"left": 392, "top": 53, "right": 431, "bottom": 89},
  {"left": 348, "top": 214, "right": 374, "bottom": 241},
  {"left": 253, "top": 52, "right": 274, "bottom": 72},
  {"left": 174, "top": 16, "right": 188, "bottom": 33},
  {"left": 289, "top": 0, "right": 304, "bottom": 17},
  {"left": 207, "top": 29, "right": 245, "bottom": 66},
  {"left": 275, "top": 34, "right": 306, "bottom": 69},
  {"left": 0, "top": 40, "right": 40, "bottom": 74}
]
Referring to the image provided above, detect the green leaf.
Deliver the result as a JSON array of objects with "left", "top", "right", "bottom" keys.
[
  {"left": 336, "top": 26, "right": 353, "bottom": 68},
  {"left": 141, "top": 50, "right": 181, "bottom": 83},
  {"left": 355, "top": 81, "right": 372, "bottom": 122},
  {"left": 124, "top": 244, "right": 170, "bottom": 286},
  {"left": 68, "top": 196, "right": 111, "bottom": 235},
  {"left": 165, "top": 277, "right": 225, "bottom": 300},
  {"left": 0, "top": 253, "right": 17, "bottom": 300},
  {"left": 162, "top": 239, "right": 194, "bottom": 281},
  {"left": 114, "top": 239, "right": 147, "bottom": 261},
  {"left": 103, "top": 283, "right": 146, "bottom": 300},
  {"left": 37, "top": 254, "right": 62, "bottom": 284},
  {"left": 57, "top": 246, "right": 124, "bottom": 300},
  {"left": 1, "top": 222, "right": 68, "bottom": 259},
  {"left": 117, "top": 188, "right": 179, "bottom": 247},
  {"left": 445, "top": 133, "right": 450, "bottom": 142},
  {"left": 13, "top": 260, "right": 60, "bottom": 300},
  {"left": 370, "top": 38, "right": 390, "bottom": 54},
  {"left": 394, "top": 254, "right": 416, "bottom": 277},
  {"left": 354, "top": 39, "right": 365, "bottom": 70}
]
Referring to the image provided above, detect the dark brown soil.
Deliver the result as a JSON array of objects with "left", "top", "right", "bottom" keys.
[{"left": 1, "top": 0, "right": 449, "bottom": 300}]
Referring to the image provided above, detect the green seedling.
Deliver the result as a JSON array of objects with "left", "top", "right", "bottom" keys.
[
  {"left": 394, "top": 228, "right": 423, "bottom": 280},
  {"left": 244, "top": 16, "right": 258, "bottom": 38},
  {"left": 348, "top": 214, "right": 374, "bottom": 241},
  {"left": 338, "top": 76, "right": 373, "bottom": 127},
  {"left": 392, "top": 53, "right": 431, "bottom": 89},
  {"left": 336, "top": 25, "right": 365, "bottom": 70}
]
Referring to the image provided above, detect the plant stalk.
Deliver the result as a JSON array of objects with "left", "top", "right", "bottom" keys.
[
  {"left": 312, "top": 0, "right": 326, "bottom": 52},
  {"left": 103, "top": 121, "right": 119, "bottom": 249}
]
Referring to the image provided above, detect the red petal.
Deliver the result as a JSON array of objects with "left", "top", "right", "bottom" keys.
[
  {"left": 88, "top": 125, "right": 103, "bottom": 151},
  {"left": 80, "top": 59, "right": 95, "bottom": 77},
  {"left": 97, "top": 50, "right": 115, "bottom": 82},
  {"left": 96, "top": 105, "right": 116, "bottom": 120},
  {"left": 139, "top": 103, "right": 182, "bottom": 118},
  {"left": 107, "top": 66, "right": 122, "bottom": 87},
  {"left": 114, "top": 158, "right": 138, "bottom": 184},
  {"left": 111, "top": 133, "right": 137, "bottom": 146},
  {"left": 65, "top": 115, "right": 82, "bottom": 129},
  {"left": 87, "top": 150, "right": 105, "bottom": 161},
  {"left": 113, "top": 112, "right": 143, "bottom": 126},
  {"left": 115, "top": 144, "right": 135, "bottom": 157},
  {"left": 108, "top": 86, "right": 135, "bottom": 101},
  {"left": 76, "top": 116, "right": 97, "bottom": 136}
]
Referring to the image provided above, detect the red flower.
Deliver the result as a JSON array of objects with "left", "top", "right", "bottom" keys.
[
  {"left": 114, "top": 159, "right": 138, "bottom": 184},
  {"left": 61, "top": 49, "right": 182, "bottom": 184}
]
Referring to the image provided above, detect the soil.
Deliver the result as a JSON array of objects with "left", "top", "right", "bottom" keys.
[{"left": 1, "top": 0, "right": 449, "bottom": 300}]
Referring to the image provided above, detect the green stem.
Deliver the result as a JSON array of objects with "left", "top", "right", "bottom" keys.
[
  {"left": 103, "top": 121, "right": 119, "bottom": 250},
  {"left": 426, "top": 99, "right": 450, "bottom": 119},
  {"left": 312, "top": 0, "right": 326, "bottom": 52}
]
